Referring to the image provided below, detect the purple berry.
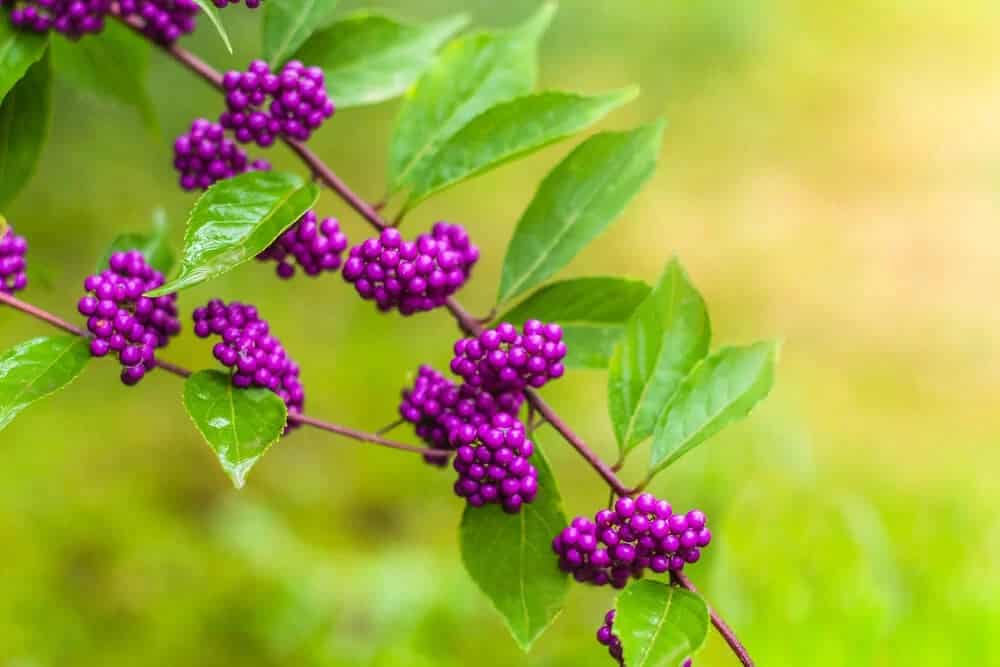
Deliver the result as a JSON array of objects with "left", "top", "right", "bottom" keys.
[
  {"left": 117, "top": 0, "right": 198, "bottom": 45},
  {"left": 212, "top": 0, "right": 258, "bottom": 7},
  {"left": 0, "top": 223, "right": 29, "bottom": 295},
  {"left": 256, "top": 210, "right": 348, "bottom": 279},
  {"left": 451, "top": 318, "right": 566, "bottom": 394},
  {"left": 5, "top": 0, "right": 110, "bottom": 39},
  {"left": 451, "top": 412, "right": 536, "bottom": 512},
  {"left": 173, "top": 118, "right": 270, "bottom": 191}
]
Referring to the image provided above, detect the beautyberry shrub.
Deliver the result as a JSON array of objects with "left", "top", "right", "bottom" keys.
[
  {"left": 173, "top": 118, "right": 270, "bottom": 191},
  {"left": 0, "top": 224, "right": 28, "bottom": 295},
  {"left": 3, "top": 0, "right": 110, "bottom": 39},
  {"left": 451, "top": 319, "right": 566, "bottom": 394},
  {"left": 118, "top": 0, "right": 199, "bottom": 45},
  {"left": 256, "top": 211, "right": 348, "bottom": 279},
  {"left": 451, "top": 412, "right": 538, "bottom": 513}
]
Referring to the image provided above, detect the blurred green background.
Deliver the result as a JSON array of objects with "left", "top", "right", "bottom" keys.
[{"left": 2, "top": 1, "right": 999, "bottom": 664}]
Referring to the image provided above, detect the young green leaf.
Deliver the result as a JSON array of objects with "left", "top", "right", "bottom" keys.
[
  {"left": 183, "top": 370, "right": 287, "bottom": 489},
  {"left": 498, "top": 120, "right": 665, "bottom": 303},
  {"left": 608, "top": 260, "right": 710, "bottom": 459},
  {"left": 615, "top": 581, "right": 710, "bottom": 667},
  {"left": 650, "top": 341, "right": 778, "bottom": 473},
  {"left": 147, "top": 171, "right": 319, "bottom": 296},
  {"left": 388, "top": 3, "right": 555, "bottom": 191},
  {"left": 0, "top": 336, "right": 91, "bottom": 433},
  {"left": 291, "top": 11, "right": 468, "bottom": 109},
  {"left": 0, "top": 51, "right": 51, "bottom": 209},
  {"left": 262, "top": 0, "right": 340, "bottom": 67},
  {"left": 97, "top": 209, "right": 174, "bottom": 274},
  {"left": 50, "top": 21, "right": 156, "bottom": 131},
  {"left": 0, "top": 19, "right": 47, "bottom": 101},
  {"left": 499, "top": 277, "right": 651, "bottom": 369},
  {"left": 192, "top": 0, "right": 233, "bottom": 54},
  {"left": 459, "top": 444, "right": 569, "bottom": 651}
]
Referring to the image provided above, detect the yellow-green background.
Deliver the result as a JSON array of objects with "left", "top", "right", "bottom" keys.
[{"left": 2, "top": 1, "right": 998, "bottom": 664}]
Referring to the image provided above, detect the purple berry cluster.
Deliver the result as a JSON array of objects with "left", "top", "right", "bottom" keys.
[
  {"left": 213, "top": 0, "right": 258, "bottom": 7},
  {"left": 4, "top": 0, "right": 110, "bottom": 39},
  {"left": 342, "top": 223, "right": 479, "bottom": 315},
  {"left": 0, "top": 224, "right": 28, "bottom": 295},
  {"left": 552, "top": 494, "right": 712, "bottom": 588},
  {"left": 452, "top": 412, "right": 538, "bottom": 514},
  {"left": 118, "top": 0, "right": 198, "bottom": 45},
  {"left": 256, "top": 211, "right": 348, "bottom": 279},
  {"left": 597, "top": 611, "right": 691, "bottom": 667},
  {"left": 193, "top": 300, "right": 305, "bottom": 428},
  {"left": 77, "top": 251, "right": 180, "bottom": 386},
  {"left": 451, "top": 319, "right": 566, "bottom": 394},
  {"left": 173, "top": 118, "right": 270, "bottom": 191},
  {"left": 220, "top": 60, "right": 334, "bottom": 147}
]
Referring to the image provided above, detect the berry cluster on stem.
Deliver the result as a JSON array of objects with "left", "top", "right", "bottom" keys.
[{"left": 0, "top": 224, "right": 28, "bottom": 295}]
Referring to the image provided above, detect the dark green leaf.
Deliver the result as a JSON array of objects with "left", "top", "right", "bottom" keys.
[
  {"left": 292, "top": 11, "right": 468, "bottom": 109},
  {"left": 608, "top": 260, "right": 710, "bottom": 459},
  {"left": 406, "top": 88, "right": 638, "bottom": 208},
  {"left": 498, "top": 120, "right": 665, "bottom": 303},
  {"left": 650, "top": 341, "right": 778, "bottom": 473},
  {"left": 192, "top": 0, "right": 233, "bottom": 54},
  {"left": 616, "top": 581, "right": 710, "bottom": 667},
  {"left": 388, "top": 3, "right": 555, "bottom": 191},
  {"left": 183, "top": 370, "right": 287, "bottom": 488},
  {"left": 0, "top": 19, "right": 47, "bottom": 101},
  {"left": 0, "top": 336, "right": 91, "bottom": 433},
  {"left": 50, "top": 21, "right": 156, "bottom": 130},
  {"left": 97, "top": 209, "right": 174, "bottom": 274},
  {"left": 499, "top": 277, "right": 651, "bottom": 369},
  {"left": 460, "top": 443, "right": 569, "bottom": 650},
  {"left": 146, "top": 171, "right": 319, "bottom": 296},
  {"left": 0, "top": 50, "right": 50, "bottom": 209},
  {"left": 262, "top": 0, "right": 340, "bottom": 67}
]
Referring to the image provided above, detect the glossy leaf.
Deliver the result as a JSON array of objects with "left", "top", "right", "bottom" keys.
[
  {"left": 262, "top": 0, "right": 340, "bottom": 67},
  {"left": 499, "top": 277, "right": 651, "bottom": 369},
  {"left": 608, "top": 260, "right": 710, "bottom": 458},
  {"left": 615, "top": 581, "right": 710, "bottom": 667},
  {"left": 0, "top": 19, "right": 47, "bottom": 101},
  {"left": 498, "top": 120, "right": 665, "bottom": 303},
  {"left": 650, "top": 341, "right": 778, "bottom": 473},
  {"left": 193, "top": 0, "right": 233, "bottom": 54},
  {"left": 97, "top": 209, "right": 174, "bottom": 274},
  {"left": 460, "top": 444, "right": 569, "bottom": 650},
  {"left": 406, "top": 88, "right": 638, "bottom": 208},
  {"left": 0, "top": 337, "right": 91, "bottom": 433},
  {"left": 147, "top": 171, "right": 319, "bottom": 296},
  {"left": 292, "top": 11, "right": 468, "bottom": 109},
  {"left": 388, "top": 3, "right": 555, "bottom": 191},
  {"left": 0, "top": 51, "right": 50, "bottom": 209},
  {"left": 183, "top": 370, "right": 287, "bottom": 488}
]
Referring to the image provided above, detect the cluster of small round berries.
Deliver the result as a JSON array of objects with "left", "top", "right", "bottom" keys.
[
  {"left": 256, "top": 211, "right": 348, "bottom": 279},
  {"left": 451, "top": 319, "right": 566, "bottom": 394},
  {"left": 342, "top": 223, "right": 479, "bottom": 315},
  {"left": 597, "top": 611, "right": 690, "bottom": 667},
  {"left": 0, "top": 224, "right": 28, "bottom": 295},
  {"left": 212, "top": 0, "right": 258, "bottom": 7},
  {"left": 173, "top": 118, "right": 270, "bottom": 191},
  {"left": 452, "top": 412, "right": 538, "bottom": 513},
  {"left": 220, "top": 60, "right": 334, "bottom": 146},
  {"left": 78, "top": 251, "right": 180, "bottom": 386},
  {"left": 4, "top": 0, "right": 110, "bottom": 39},
  {"left": 553, "top": 494, "right": 711, "bottom": 588},
  {"left": 193, "top": 300, "right": 305, "bottom": 428},
  {"left": 118, "top": 0, "right": 199, "bottom": 45}
]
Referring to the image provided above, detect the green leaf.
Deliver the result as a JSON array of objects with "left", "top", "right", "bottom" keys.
[
  {"left": 0, "top": 50, "right": 51, "bottom": 209},
  {"left": 499, "top": 277, "right": 651, "bottom": 370},
  {"left": 406, "top": 88, "right": 638, "bottom": 209},
  {"left": 0, "top": 19, "right": 47, "bottom": 101},
  {"left": 183, "top": 370, "right": 287, "bottom": 489},
  {"left": 97, "top": 209, "right": 174, "bottom": 274},
  {"left": 650, "top": 341, "right": 778, "bottom": 473},
  {"left": 291, "top": 11, "right": 468, "bottom": 109},
  {"left": 262, "top": 0, "right": 340, "bottom": 67},
  {"left": 193, "top": 0, "right": 233, "bottom": 54},
  {"left": 608, "top": 260, "right": 710, "bottom": 459},
  {"left": 615, "top": 581, "right": 710, "bottom": 667},
  {"left": 460, "top": 443, "right": 569, "bottom": 650},
  {"left": 0, "top": 336, "right": 91, "bottom": 433},
  {"left": 50, "top": 21, "right": 156, "bottom": 131},
  {"left": 498, "top": 121, "right": 665, "bottom": 303},
  {"left": 388, "top": 3, "right": 555, "bottom": 192},
  {"left": 147, "top": 171, "right": 319, "bottom": 296}
]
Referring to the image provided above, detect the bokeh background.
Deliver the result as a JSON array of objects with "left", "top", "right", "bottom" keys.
[{"left": 2, "top": 1, "right": 999, "bottom": 664}]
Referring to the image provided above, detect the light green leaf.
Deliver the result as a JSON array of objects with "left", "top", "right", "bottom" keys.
[
  {"left": 498, "top": 120, "right": 665, "bottom": 303},
  {"left": 262, "top": 0, "right": 340, "bottom": 67},
  {"left": 460, "top": 444, "right": 569, "bottom": 650},
  {"left": 0, "top": 50, "right": 50, "bottom": 209},
  {"left": 615, "top": 581, "right": 710, "bottom": 667},
  {"left": 0, "top": 336, "right": 91, "bottom": 433},
  {"left": 650, "top": 341, "right": 778, "bottom": 473},
  {"left": 0, "top": 19, "right": 48, "bottom": 101},
  {"left": 499, "top": 277, "right": 651, "bottom": 369},
  {"left": 50, "top": 21, "right": 156, "bottom": 130},
  {"left": 608, "top": 260, "right": 710, "bottom": 459},
  {"left": 292, "top": 11, "right": 468, "bottom": 109},
  {"left": 193, "top": 0, "right": 233, "bottom": 54},
  {"left": 183, "top": 370, "right": 287, "bottom": 488},
  {"left": 388, "top": 3, "right": 555, "bottom": 191},
  {"left": 146, "top": 171, "right": 318, "bottom": 296},
  {"left": 98, "top": 209, "right": 174, "bottom": 274}
]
